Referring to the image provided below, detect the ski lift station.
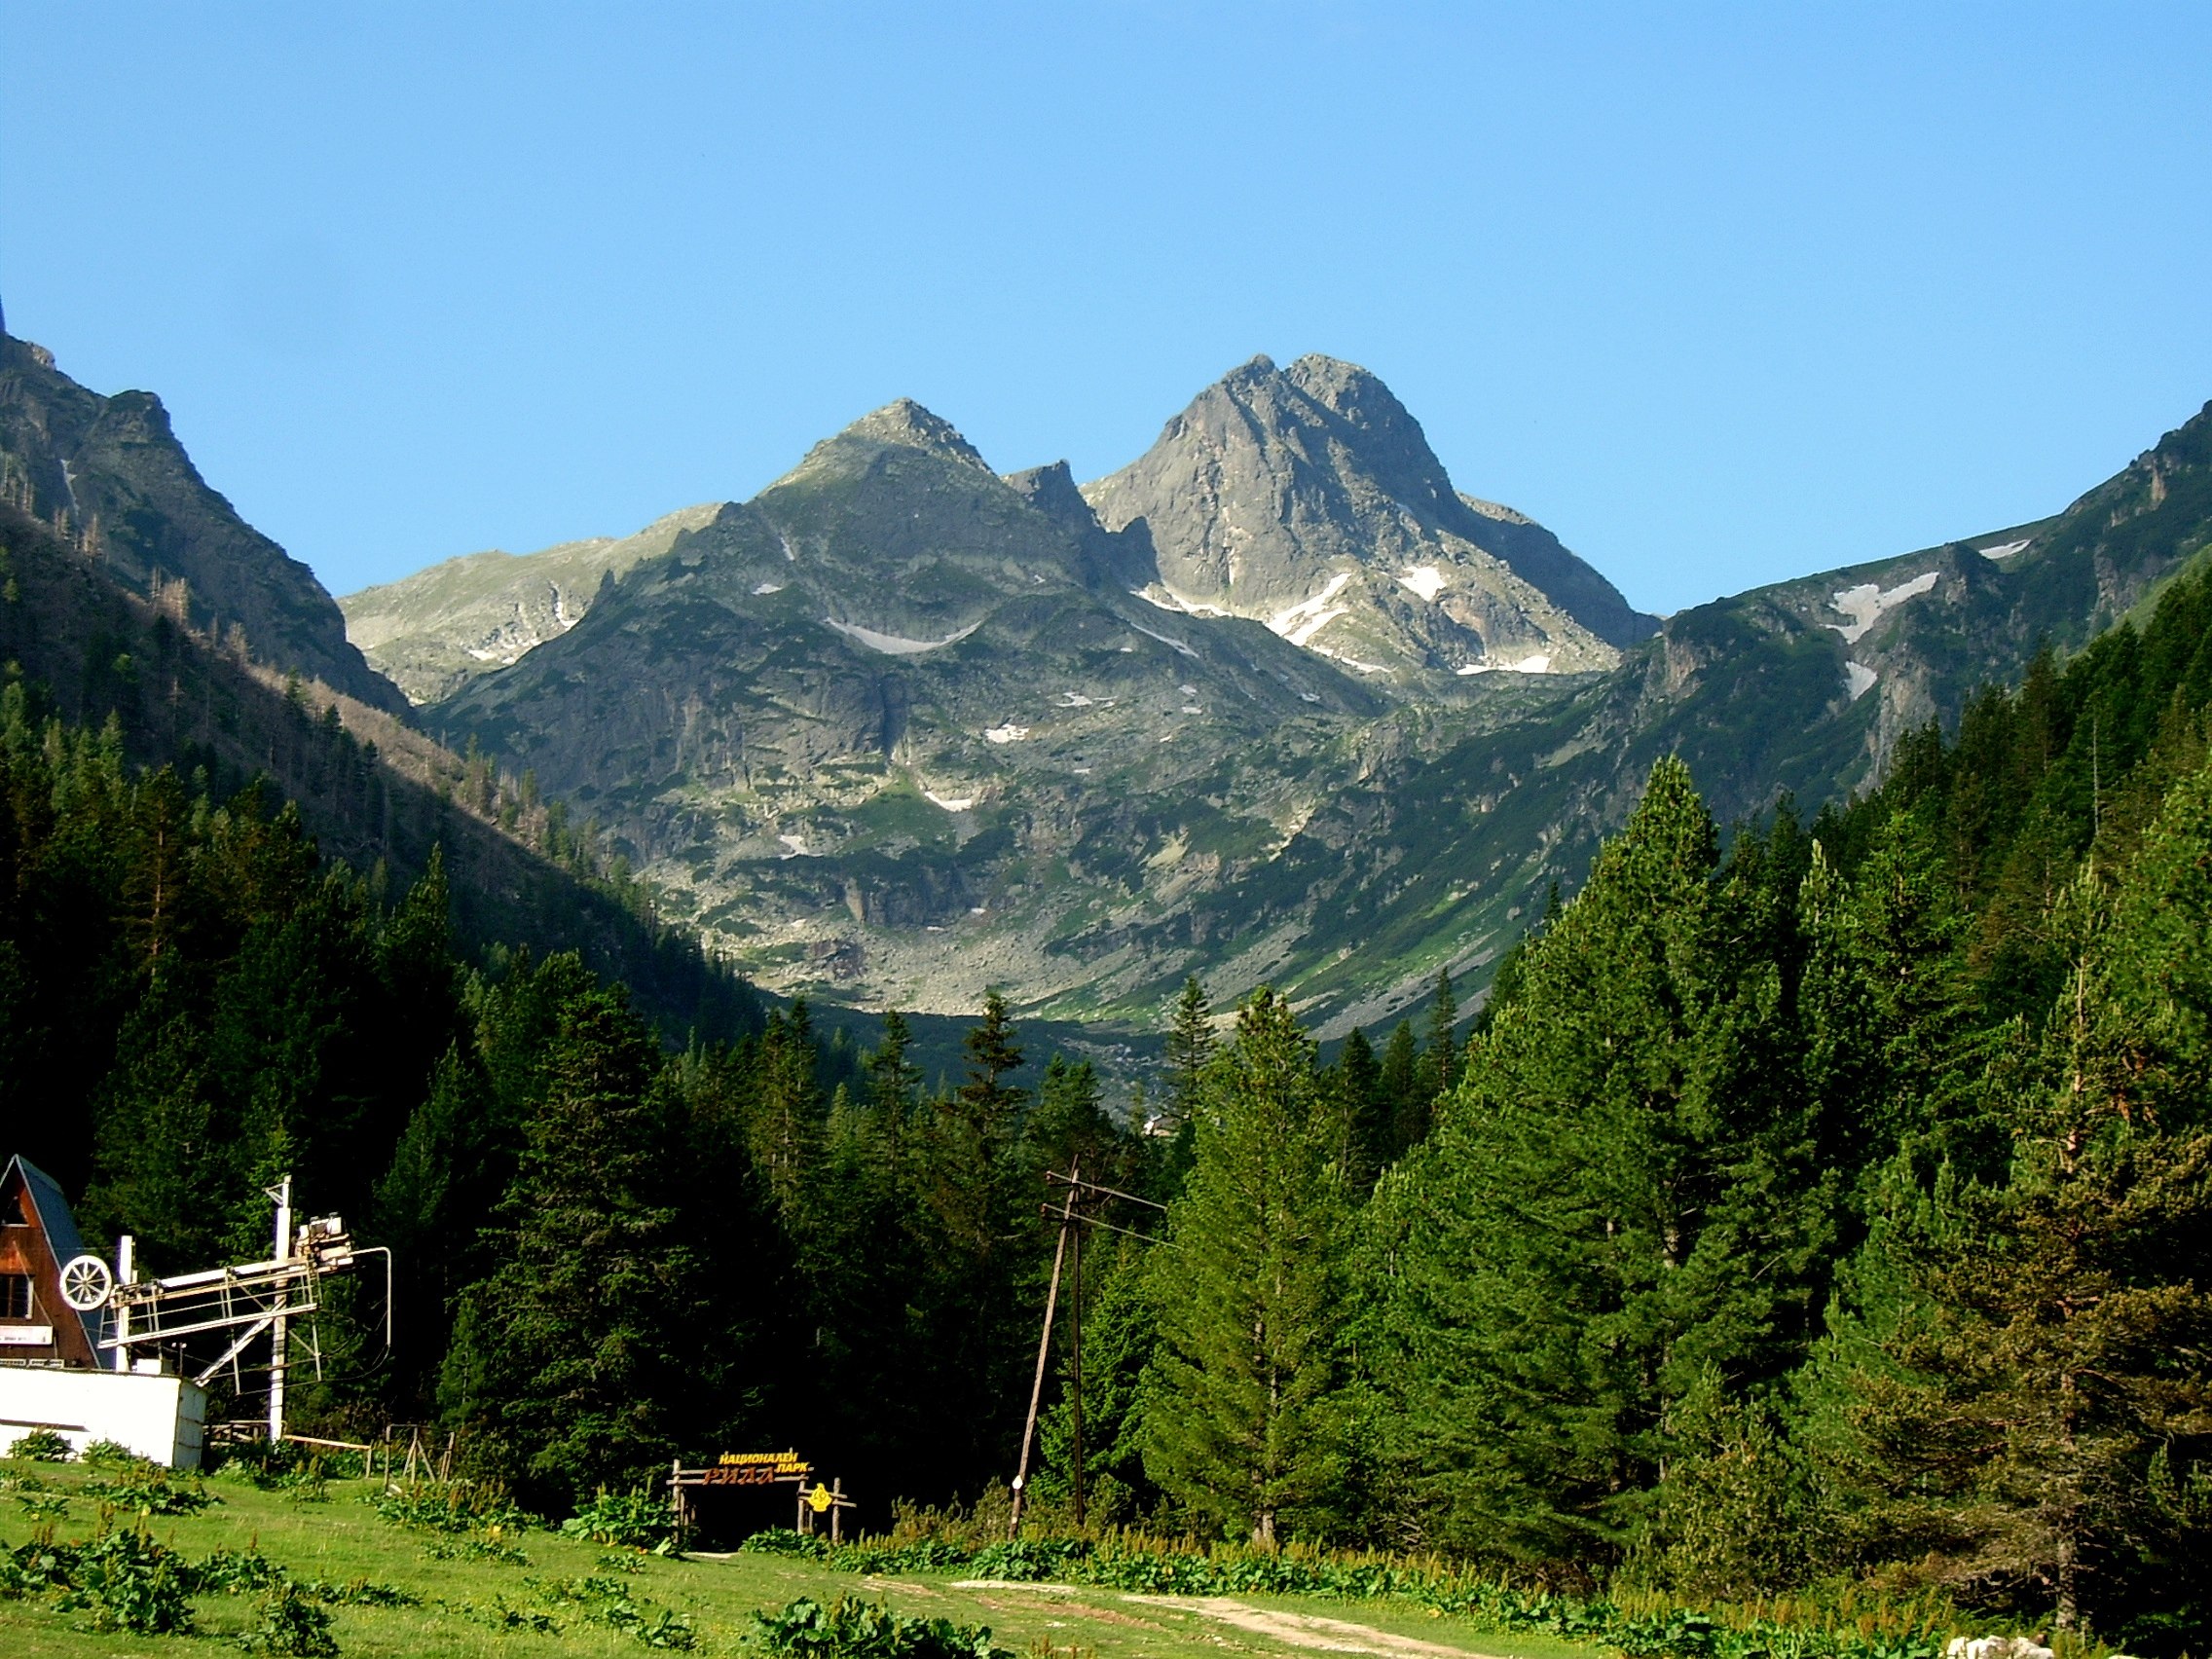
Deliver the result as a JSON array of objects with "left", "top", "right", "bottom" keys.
[{"left": 1, "top": 1155, "right": 384, "bottom": 1468}]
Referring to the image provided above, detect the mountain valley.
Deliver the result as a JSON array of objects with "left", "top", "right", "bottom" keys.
[
  {"left": 9, "top": 318, "right": 2210, "bottom": 1040},
  {"left": 344, "top": 354, "right": 2212, "bottom": 1032}
]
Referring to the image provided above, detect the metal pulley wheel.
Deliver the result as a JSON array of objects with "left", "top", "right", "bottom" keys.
[{"left": 59, "top": 1254, "right": 115, "bottom": 1311}]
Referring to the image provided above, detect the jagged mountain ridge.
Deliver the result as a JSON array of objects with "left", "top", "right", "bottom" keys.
[
  {"left": 429, "top": 393, "right": 1409, "bottom": 1009},
  {"left": 411, "top": 387, "right": 2212, "bottom": 1030},
  {"left": 348, "top": 356, "right": 1646, "bottom": 704},
  {"left": 338, "top": 503, "right": 721, "bottom": 704},
  {"left": 0, "top": 331, "right": 407, "bottom": 715},
  {"left": 12, "top": 309, "right": 2198, "bottom": 1037},
  {"left": 1082, "top": 354, "right": 1657, "bottom": 682}
]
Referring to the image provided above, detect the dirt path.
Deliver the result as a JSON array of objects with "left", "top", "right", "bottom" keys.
[
  {"left": 950, "top": 1583, "right": 1510, "bottom": 1659},
  {"left": 1124, "top": 1596, "right": 1506, "bottom": 1659}
]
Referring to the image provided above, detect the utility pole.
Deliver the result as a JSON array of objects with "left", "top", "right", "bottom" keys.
[
  {"left": 267, "top": 1176, "right": 292, "bottom": 1444},
  {"left": 1006, "top": 1166, "right": 1172, "bottom": 1537},
  {"left": 1009, "top": 1158, "right": 1079, "bottom": 1537},
  {"left": 1069, "top": 1193, "right": 1084, "bottom": 1531},
  {"left": 112, "top": 1235, "right": 134, "bottom": 1374}
]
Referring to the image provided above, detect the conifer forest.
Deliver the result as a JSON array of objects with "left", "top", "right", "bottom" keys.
[{"left": 7, "top": 550, "right": 2212, "bottom": 1649}]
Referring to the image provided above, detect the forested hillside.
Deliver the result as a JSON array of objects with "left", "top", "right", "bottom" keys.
[
  {"left": 16, "top": 556, "right": 2210, "bottom": 1648},
  {"left": 0, "top": 498, "right": 761, "bottom": 1051}
]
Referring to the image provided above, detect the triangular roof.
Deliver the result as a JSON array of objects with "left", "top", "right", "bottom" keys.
[{"left": 3, "top": 1154, "right": 106, "bottom": 1359}]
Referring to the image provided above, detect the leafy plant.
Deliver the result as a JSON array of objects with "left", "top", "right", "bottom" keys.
[
  {"left": 79, "top": 1439, "right": 144, "bottom": 1468},
  {"left": 560, "top": 1487, "right": 683, "bottom": 1550},
  {"left": 370, "top": 1479, "right": 533, "bottom": 1533},
  {"left": 84, "top": 1465, "right": 219, "bottom": 1515},
  {"left": 12, "top": 1489, "right": 69, "bottom": 1522},
  {"left": 239, "top": 1580, "right": 340, "bottom": 1656},
  {"left": 60, "top": 1526, "right": 198, "bottom": 1636},
  {"left": 8, "top": 1428, "right": 72, "bottom": 1462},
  {"left": 749, "top": 1595, "right": 1009, "bottom": 1659},
  {"left": 305, "top": 1576, "right": 419, "bottom": 1608},
  {"left": 527, "top": 1572, "right": 697, "bottom": 1647},
  {"left": 193, "top": 1547, "right": 291, "bottom": 1595}
]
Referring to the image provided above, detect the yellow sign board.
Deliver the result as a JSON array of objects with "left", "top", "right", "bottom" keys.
[
  {"left": 700, "top": 1450, "right": 811, "bottom": 1487},
  {"left": 808, "top": 1483, "right": 832, "bottom": 1514}
]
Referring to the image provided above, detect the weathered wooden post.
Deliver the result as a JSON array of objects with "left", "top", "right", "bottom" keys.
[{"left": 1010, "top": 1159, "right": 1080, "bottom": 1537}]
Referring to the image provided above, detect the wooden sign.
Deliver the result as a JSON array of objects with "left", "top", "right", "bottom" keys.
[{"left": 691, "top": 1450, "right": 811, "bottom": 1489}]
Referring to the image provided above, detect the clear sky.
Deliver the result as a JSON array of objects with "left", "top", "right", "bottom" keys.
[{"left": 4, "top": 4, "right": 2210, "bottom": 614}]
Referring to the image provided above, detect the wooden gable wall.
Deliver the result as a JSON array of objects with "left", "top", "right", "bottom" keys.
[{"left": 0, "top": 1157, "right": 102, "bottom": 1369}]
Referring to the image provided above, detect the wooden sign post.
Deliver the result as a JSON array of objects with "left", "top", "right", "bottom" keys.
[
  {"left": 665, "top": 1450, "right": 852, "bottom": 1541},
  {"left": 799, "top": 1476, "right": 857, "bottom": 1542}
]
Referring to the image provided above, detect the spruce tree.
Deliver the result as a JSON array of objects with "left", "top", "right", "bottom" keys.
[
  {"left": 1039, "top": 1240, "right": 1163, "bottom": 1526},
  {"left": 1146, "top": 987, "right": 1347, "bottom": 1544},
  {"left": 1812, "top": 763, "right": 2212, "bottom": 1633},
  {"left": 1422, "top": 967, "right": 1459, "bottom": 1102},
  {"left": 746, "top": 1002, "right": 826, "bottom": 1218},
  {"left": 1165, "top": 975, "right": 1215, "bottom": 1127},
  {"left": 1330, "top": 1028, "right": 1391, "bottom": 1193},
  {"left": 1375, "top": 757, "right": 1828, "bottom": 1561},
  {"left": 444, "top": 985, "right": 697, "bottom": 1507},
  {"left": 866, "top": 1010, "right": 923, "bottom": 1119},
  {"left": 1379, "top": 1020, "right": 1420, "bottom": 1159}
]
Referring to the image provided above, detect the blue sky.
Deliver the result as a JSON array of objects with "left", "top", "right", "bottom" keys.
[{"left": 4, "top": 3, "right": 2210, "bottom": 613}]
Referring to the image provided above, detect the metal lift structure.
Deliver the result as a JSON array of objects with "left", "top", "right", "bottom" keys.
[{"left": 55, "top": 1176, "right": 390, "bottom": 1442}]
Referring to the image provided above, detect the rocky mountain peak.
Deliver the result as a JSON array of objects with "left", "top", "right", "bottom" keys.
[
  {"left": 0, "top": 333, "right": 406, "bottom": 712},
  {"left": 841, "top": 398, "right": 991, "bottom": 471},
  {"left": 1081, "top": 354, "right": 1651, "bottom": 682}
]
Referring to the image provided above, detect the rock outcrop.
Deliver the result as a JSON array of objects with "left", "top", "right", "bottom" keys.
[
  {"left": 1081, "top": 353, "right": 1656, "bottom": 685},
  {"left": 0, "top": 332, "right": 406, "bottom": 714}
]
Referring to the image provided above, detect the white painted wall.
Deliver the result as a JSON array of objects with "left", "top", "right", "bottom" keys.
[{"left": 0, "top": 1367, "right": 207, "bottom": 1468}]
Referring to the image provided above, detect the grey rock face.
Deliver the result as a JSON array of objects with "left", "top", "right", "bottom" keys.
[
  {"left": 0, "top": 334, "right": 406, "bottom": 714},
  {"left": 431, "top": 394, "right": 1394, "bottom": 1014},
  {"left": 1081, "top": 353, "right": 1655, "bottom": 684},
  {"left": 341, "top": 503, "right": 721, "bottom": 704}
]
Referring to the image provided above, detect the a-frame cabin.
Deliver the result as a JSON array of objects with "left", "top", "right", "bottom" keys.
[
  {"left": 0, "top": 1154, "right": 103, "bottom": 1368},
  {"left": 1, "top": 1153, "right": 205, "bottom": 1465}
]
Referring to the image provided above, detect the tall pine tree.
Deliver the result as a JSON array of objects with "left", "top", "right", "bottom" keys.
[{"left": 1146, "top": 987, "right": 1348, "bottom": 1544}]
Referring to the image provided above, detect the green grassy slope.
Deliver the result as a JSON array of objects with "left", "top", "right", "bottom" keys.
[{"left": 0, "top": 1460, "right": 1594, "bottom": 1659}]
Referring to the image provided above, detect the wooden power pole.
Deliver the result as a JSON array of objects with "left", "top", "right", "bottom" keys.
[{"left": 1009, "top": 1159, "right": 1079, "bottom": 1536}]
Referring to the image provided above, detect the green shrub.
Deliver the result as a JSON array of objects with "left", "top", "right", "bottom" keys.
[
  {"left": 749, "top": 1595, "right": 1008, "bottom": 1659},
  {"left": 239, "top": 1579, "right": 340, "bottom": 1656},
  {"left": 525, "top": 1571, "right": 696, "bottom": 1647},
  {"left": 84, "top": 1465, "right": 219, "bottom": 1515},
  {"left": 744, "top": 1528, "right": 829, "bottom": 1559},
  {"left": 193, "top": 1549, "right": 292, "bottom": 1596},
  {"left": 62, "top": 1526, "right": 198, "bottom": 1636},
  {"left": 79, "top": 1439, "right": 143, "bottom": 1468},
  {"left": 12, "top": 1489, "right": 69, "bottom": 1522},
  {"left": 636, "top": 1607, "right": 701, "bottom": 1649},
  {"left": 2, "top": 1530, "right": 80, "bottom": 1598},
  {"left": 561, "top": 1487, "right": 683, "bottom": 1550},
  {"left": 8, "top": 1428, "right": 72, "bottom": 1462},
  {"left": 370, "top": 1479, "right": 533, "bottom": 1533},
  {"left": 305, "top": 1576, "right": 418, "bottom": 1608}
]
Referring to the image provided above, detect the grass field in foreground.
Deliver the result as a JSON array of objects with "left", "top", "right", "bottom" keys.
[{"left": 0, "top": 1458, "right": 1603, "bottom": 1659}]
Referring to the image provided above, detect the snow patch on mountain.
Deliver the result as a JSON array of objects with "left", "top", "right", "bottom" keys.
[
  {"left": 825, "top": 616, "right": 983, "bottom": 654},
  {"left": 1827, "top": 571, "right": 1938, "bottom": 644},
  {"left": 1268, "top": 572, "right": 1356, "bottom": 648},
  {"left": 1397, "top": 565, "right": 1448, "bottom": 602}
]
